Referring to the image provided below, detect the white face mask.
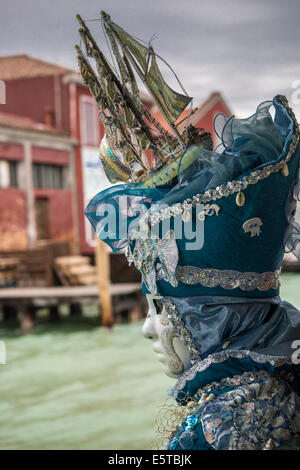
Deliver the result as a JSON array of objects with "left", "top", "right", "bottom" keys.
[{"left": 142, "top": 294, "right": 191, "bottom": 379}]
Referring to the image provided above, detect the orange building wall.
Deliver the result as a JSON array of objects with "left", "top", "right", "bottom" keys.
[
  {"left": 194, "top": 100, "right": 231, "bottom": 148},
  {"left": 34, "top": 189, "right": 74, "bottom": 242},
  {"left": 0, "top": 188, "right": 28, "bottom": 250}
]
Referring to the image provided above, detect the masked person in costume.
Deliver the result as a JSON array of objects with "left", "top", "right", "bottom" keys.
[{"left": 75, "top": 11, "right": 300, "bottom": 450}]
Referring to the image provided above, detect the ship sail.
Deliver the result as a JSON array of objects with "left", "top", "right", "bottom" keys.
[
  {"left": 146, "top": 49, "right": 192, "bottom": 124},
  {"left": 102, "top": 12, "right": 192, "bottom": 126},
  {"left": 103, "top": 16, "right": 150, "bottom": 74}
]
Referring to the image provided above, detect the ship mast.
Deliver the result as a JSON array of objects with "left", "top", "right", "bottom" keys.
[
  {"left": 75, "top": 11, "right": 195, "bottom": 184},
  {"left": 100, "top": 11, "right": 192, "bottom": 144}
]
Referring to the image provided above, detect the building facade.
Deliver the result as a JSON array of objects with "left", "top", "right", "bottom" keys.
[
  {"left": 0, "top": 55, "right": 107, "bottom": 253},
  {"left": 0, "top": 115, "right": 76, "bottom": 252}
]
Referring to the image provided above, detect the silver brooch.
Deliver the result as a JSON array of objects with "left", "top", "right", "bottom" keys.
[
  {"left": 181, "top": 203, "right": 221, "bottom": 222},
  {"left": 197, "top": 204, "right": 221, "bottom": 221},
  {"left": 242, "top": 217, "right": 263, "bottom": 237}
]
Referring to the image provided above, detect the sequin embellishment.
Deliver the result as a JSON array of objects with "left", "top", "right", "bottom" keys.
[
  {"left": 197, "top": 204, "right": 221, "bottom": 220},
  {"left": 156, "top": 264, "right": 280, "bottom": 291}
]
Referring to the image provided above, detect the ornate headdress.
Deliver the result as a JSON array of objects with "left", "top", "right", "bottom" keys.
[
  {"left": 75, "top": 11, "right": 212, "bottom": 187},
  {"left": 76, "top": 12, "right": 300, "bottom": 301}
]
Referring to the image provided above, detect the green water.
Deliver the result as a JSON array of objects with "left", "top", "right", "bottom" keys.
[{"left": 0, "top": 272, "right": 299, "bottom": 450}]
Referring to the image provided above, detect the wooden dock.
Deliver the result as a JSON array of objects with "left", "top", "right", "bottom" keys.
[
  {"left": 0, "top": 283, "right": 142, "bottom": 331},
  {"left": 0, "top": 240, "right": 143, "bottom": 331},
  {"left": 0, "top": 283, "right": 140, "bottom": 303}
]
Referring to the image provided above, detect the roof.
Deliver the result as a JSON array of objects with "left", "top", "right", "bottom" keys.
[
  {"left": 64, "top": 72, "right": 155, "bottom": 104},
  {"left": 152, "top": 108, "right": 191, "bottom": 134},
  {"left": 180, "top": 91, "right": 232, "bottom": 131},
  {"left": 0, "top": 54, "right": 74, "bottom": 80},
  {"left": 0, "top": 55, "right": 155, "bottom": 105},
  {"left": 152, "top": 92, "right": 232, "bottom": 134},
  {"left": 0, "top": 111, "right": 68, "bottom": 136}
]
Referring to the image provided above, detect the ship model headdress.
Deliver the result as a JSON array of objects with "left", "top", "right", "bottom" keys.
[
  {"left": 76, "top": 11, "right": 300, "bottom": 302},
  {"left": 75, "top": 11, "right": 212, "bottom": 187}
]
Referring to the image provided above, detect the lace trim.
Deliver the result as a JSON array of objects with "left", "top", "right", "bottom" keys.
[
  {"left": 171, "top": 349, "right": 294, "bottom": 399},
  {"left": 284, "top": 168, "right": 300, "bottom": 260},
  {"left": 145, "top": 95, "right": 300, "bottom": 227},
  {"left": 194, "top": 368, "right": 296, "bottom": 399},
  {"left": 193, "top": 370, "right": 273, "bottom": 399},
  {"left": 162, "top": 297, "right": 200, "bottom": 363},
  {"left": 157, "top": 264, "right": 281, "bottom": 291}
]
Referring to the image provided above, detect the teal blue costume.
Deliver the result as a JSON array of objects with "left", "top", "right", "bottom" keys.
[{"left": 85, "top": 95, "right": 300, "bottom": 450}]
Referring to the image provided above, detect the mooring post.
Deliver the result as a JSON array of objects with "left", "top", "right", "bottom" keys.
[{"left": 95, "top": 239, "right": 113, "bottom": 327}]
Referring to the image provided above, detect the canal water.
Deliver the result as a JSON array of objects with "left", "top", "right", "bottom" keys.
[{"left": 0, "top": 273, "right": 299, "bottom": 450}]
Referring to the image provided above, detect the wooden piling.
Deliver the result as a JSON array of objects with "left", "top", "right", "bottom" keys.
[{"left": 95, "top": 239, "right": 113, "bottom": 327}]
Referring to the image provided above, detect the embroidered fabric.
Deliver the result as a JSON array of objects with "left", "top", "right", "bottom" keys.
[
  {"left": 200, "top": 375, "right": 300, "bottom": 450},
  {"left": 171, "top": 349, "right": 294, "bottom": 399},
  {"left": 166, "top": 369, "right": 300, "bottom": 450},
  {"left": 156, "top": 264, "right": 280, "bottom": 291},
  {"left": 193, "top": 369, "right": 273, "bottom": 397},
  {"left": 167, "top": 370, "right": 276, "bottom": 449}
]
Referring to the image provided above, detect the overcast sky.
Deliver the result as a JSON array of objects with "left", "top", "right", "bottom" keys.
[{"left": 1, "top": 0, "right": 300, "bottom": 118}]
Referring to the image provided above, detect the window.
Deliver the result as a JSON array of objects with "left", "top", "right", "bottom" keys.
[
  {"left": 80, "top": 96, "right": 99, "bottom": 146},
  {"left": 35, "top": 198, "right": 50, "bottom": 240},
  {"left": 33, "top": 163, "right": 63, "bottom": 189},
  {"left": 0, "top": 160, "right": 18, "bottom": 188}
]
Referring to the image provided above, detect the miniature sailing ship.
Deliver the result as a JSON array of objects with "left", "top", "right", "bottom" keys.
[{"left": 75, "top": 11, "right": 212, "bottom": 187}]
